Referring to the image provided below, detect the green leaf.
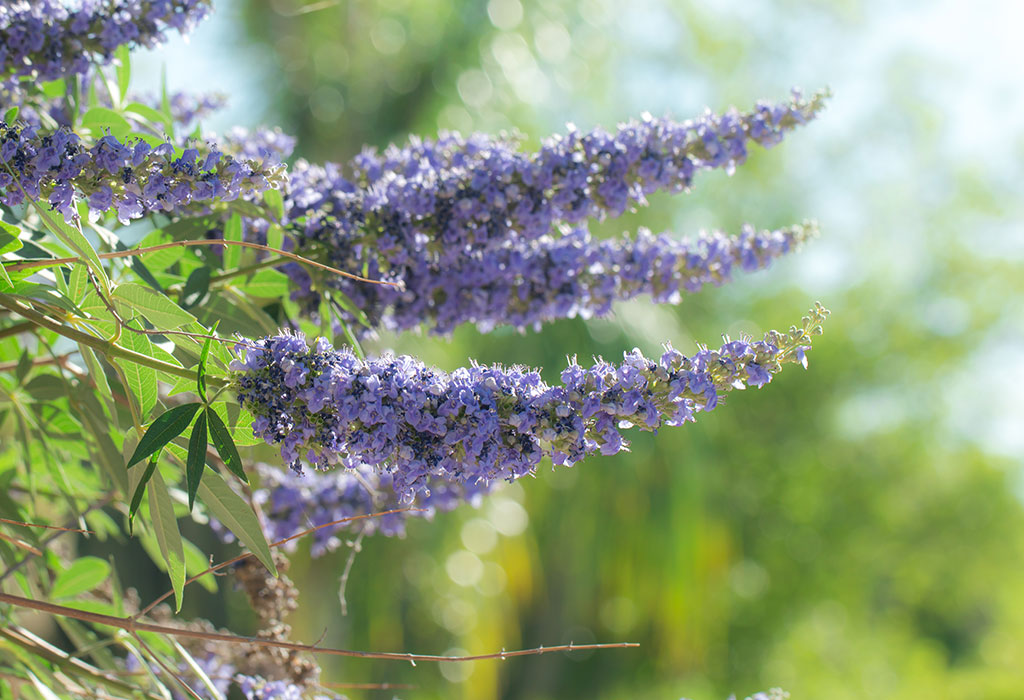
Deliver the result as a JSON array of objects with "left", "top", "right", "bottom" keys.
[
  {"left": 242, "top": 268, "right": 289, "bottom": 298},
  {"left": 80, "top": 107, "right": 133, "bottom": 141},
  {"left": 206, "top": 408, "right": 246, "bottom": 483},
  {"left": 128, "top": 452, "right": 160, "bottom": 530},
  {"left": 115, "top": 45, "right": 131, "bottom": 103},
  {"left": 332, "top": 289, "right": 372, "bottom": 328},
  {"left": 180, "top": 266, "right": 211, "bottom": 310},
  {"left": 124, "top": 102, "right": 172, "bottom": 130},
  {"left": 4, "top": 106, "right": 18, "bottom": 124},
  {"left": 34, "top": 207, "right": 110, "bottom": 291},
  {"left": 127, "top": 403, "right": 201, "bottom": 468},
  {"left": 263, "top": 189, "right": 285, "bottom": 220},
  {"left": 41, "top": 78, "right": 66, "bottom": 99},
  {"left": 113, "top": 282, "right": 196, "bottom": 329},
  {"left": 182, "top": 538, "right": 218, "bottom": 593},
  {"left": 116, "top": 328, "right": 158, "bottom": 416},
  {"left": 197, "top": 322, "right": 218, "bottom": 404},
  {"left": 266, "top": 223, "right": 284, "bottom": 250},
  {"left": 24, "top": 669, "right": 62, "bottom": 700},
  {"left": 186, "top": 410, "right": 208, "bottom": 511},
  {"left": 0, "top": 221, "right": 22, "bottom": 253},
  {"left": 223, "top": 214, "right": 242, "bottom": 271},
  {"left": 24, "top": 374, "right": 66, "bottom": 401},
  {"left": 198, "top": 469, "right": 276, "bottom": 575},
  {"left": 67, "top": 263, "right": 87, "bottom": 304},
  {"left": 51, "top": 556, "right": 110, "bottom": 599},
  {"left": 148, "top": 467, "right": 186, "bottom": 611},
  {"left": 171, "top": 640, "right": 227, "bottom": 700}
]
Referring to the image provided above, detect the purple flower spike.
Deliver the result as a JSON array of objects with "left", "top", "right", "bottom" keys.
[
  {"left": 233, "top": 305, "right": 828, "bottom": 502},
  {"left": 0, "top": 120, "right": 285, "bottom": 222},
  {"left": 0, "top": 1, "right": 211, "bottom": 87}
]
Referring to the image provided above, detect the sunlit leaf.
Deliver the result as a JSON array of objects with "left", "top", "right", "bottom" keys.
[{"left": 51, "top": 556, "right": 110, "bottom": 599}]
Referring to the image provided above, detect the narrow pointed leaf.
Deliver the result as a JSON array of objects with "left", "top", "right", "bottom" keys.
[
  {"left": 148, "top": 467, "right": 186, "bottom": 611},
  {"left": 223, "top": 214, "right": 242, "bottom": 270},
  {"left": 128, "top": 452, "right": 160, "bottom": 530},
  {"left": 206, "top": 408, "right": 246, "bottom": 483},
  {"left": 186, "top": 410, "right": 208, "bottom": 511},
  {"left": 197, "top": 470, "right": 276, "bottom": 575},
  {"left": 127, "top": 403, "right": 201, "bottom": 467},
  {"left": 196, "top": 321, "right": 218, "bottom": 404}
]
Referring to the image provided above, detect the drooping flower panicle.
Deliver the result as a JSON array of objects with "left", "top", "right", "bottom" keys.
[
  {"left": 272, "top": 90, "right": 827, "bottom": 333},
  {"left": 0, "top": 0, "right": 211, "bottom": 87},
  {"left": 232, "top": 305, "right": 828, "bottom": 501},
  {"left": 223, "top": 463, "right": 486, "bottom": 556},
  {"left": 0, "top": 120, "right": 283, "bottom": 221},
  {"left": 286, "top": 220, "right": 817, "bottom": 335}
]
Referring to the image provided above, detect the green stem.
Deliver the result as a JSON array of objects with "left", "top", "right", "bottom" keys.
[{"left": 0, "top": 295, "right": 225, "bottom": 388}]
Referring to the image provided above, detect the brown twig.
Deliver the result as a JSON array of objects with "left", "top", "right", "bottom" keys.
[
  {"left": 0, "top": 592, "right": 640, "bottom": 663},
  {"left": 0, "top": 492, "right": 115, "bottom": 586},
  {"left": 0, "top": 532, "right": 42, "bottom": 556},
  {"left": 84, "top": 266, "right": 259, "bottom": 351},
  {"left": 0, "top": 517, "right": 92, "bottom": 534},
  {"left": 0, "top": 320, "right": 35, "bottom": 340},
  {"left": 0, "top": 352, "right": 76, "bottom": 374},
  {"left": 3, "top": 239, "right": 399, "bottom": 288}
]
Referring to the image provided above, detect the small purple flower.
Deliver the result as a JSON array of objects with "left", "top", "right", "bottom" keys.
[{"left": 233, "top": 306, "right": 827, "bottom": 501}]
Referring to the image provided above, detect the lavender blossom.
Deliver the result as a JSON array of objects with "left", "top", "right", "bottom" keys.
[
  {"left": 270, "top": 91, "right": 826, "bottom": 333},
  {"left": 220, "top": 463, "right": 487, "bottom": 556},
  {"left": 299, "top": 220, "right": 816, "bottom": 336},
  {"left": 232, "top": 305, "right": 828, "bottom": 501},
  {"left": 0, "top": 120, "right": 284, "bottom": 222},
  {"left": 283, "top": 90, "right": 826, "bottom": 262},
  {"left": 0, "top": 0, "right": 210, "bottom": 87}
]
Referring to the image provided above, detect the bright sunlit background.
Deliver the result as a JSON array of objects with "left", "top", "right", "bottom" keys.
[{"left": 125, "top": 1, "right": 1024, "bottom": 698}]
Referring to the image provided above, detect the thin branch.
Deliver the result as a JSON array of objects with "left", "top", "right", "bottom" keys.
[
  {"left": 0, "top": 295, "right": 215, "bottom": 385},
  {"left": 0, "top": 517, "right": 92, "bottom": 534},
  {"left": 136, "top": 507, "right": 422, "bottom": 619},
  {"left": 0, "top": 492, "right": 115, "bottom": 585},
  {"left": 84, "top": 267, "right": 257, "bottom": 350},
  {"left": 0, "top": 532, "right": 42, "bottom": 556},
  {"left": 0, "top": 352, "right": 75, "bottom": 374},
  {"left": 133, "top": 633, "right": 203, "bottom": 700},
  {"left": 0, "top": 592, "right": 640, "bottom": 663},
  {"left": 3, "top": 239, "right": 400, "bottom": 288},
  {"left": 0, "top": 626, "right": 163, "bottom": 700},
  {"left": 337, "top": 530, "right": 364, "bottom": 617},
  {"left": 0, "top": 320, "right": 35, "bottom": 340}
]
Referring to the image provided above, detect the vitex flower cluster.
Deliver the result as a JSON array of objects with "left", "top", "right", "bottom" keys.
[
  {"left": 232, "top": 305, "right": 828, "bottom": 501},
  {"left": 288, "top": 220, "right": 817, "bottom": 335},
  {"left": 242, "top": 463, "right": 488, "bottom": 556},
  {"left": 0, "top": 0, "right": 210, "bottom": 87},
  {"left": 0, "top": 119, "right": 284, "bottom": 222},
  {"left": 273, "top": 90, "right": 827, "bottom": 333}
]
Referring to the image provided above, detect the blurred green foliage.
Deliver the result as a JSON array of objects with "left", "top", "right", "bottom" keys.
[{"left": 213, "top": 0, "right": 1024, "bottom": 697}]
